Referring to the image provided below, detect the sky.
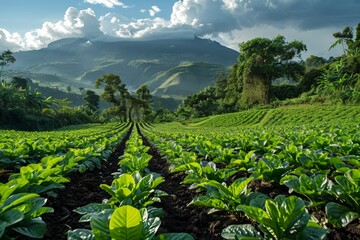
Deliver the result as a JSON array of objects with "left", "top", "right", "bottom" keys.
[{"left": 0, "top": 0, "right": 359, "bottom": 58}]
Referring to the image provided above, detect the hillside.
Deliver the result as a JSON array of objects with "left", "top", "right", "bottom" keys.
[
  {"left": 8, "top": 37, "right": 238, "bottom": 99},
  {"left": 162, "top": 105, "right": 360, "bottom": 129}
]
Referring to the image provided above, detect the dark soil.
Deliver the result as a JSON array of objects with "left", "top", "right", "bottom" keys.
[{"left": 42, "top": 125, "right": 133, "bottom": 240}]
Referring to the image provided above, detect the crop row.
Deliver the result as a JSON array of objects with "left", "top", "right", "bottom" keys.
[
  {"left": 67, "top": 124, "right": 194, "bottom": 240},
  {"left": 0, "top": 123, "right": 128, "bottom": 170},
  {"left": 140, "top": 122, "right": 360, "bottom": 239},
  {"left": 0, "top": 123, "right": 131, "bottom": 239},
  {"left": 167, "top": 106, "right": 360, "bottom": 131}
]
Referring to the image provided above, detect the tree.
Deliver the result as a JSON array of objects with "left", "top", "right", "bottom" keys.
[
  {"left": 305, "top": 55, "right": 327, "bottom": 70},
  {"left": 95, "top": 74, "right": 129, "bottom": 121},
  {"left": 11, "top": 76, "right": 28, "bottom": 89},
  {"left": 316, "top": 23, "right": 360, "bottom": 104},
  {"left": 135, "top": 84, "right": 153, "bottom": 120},
  {"left": 136, "top": 85, "right": 152, "bottom": 107},
  {"left": 236, "top": 35, "right": 306, "bottom": 107},
  {"left": 329, "top": 26, "right": 354, "bottom": 53},
  {"left": 83, "top": 90, "right": 100, "bottom": 112},
  {"left": 0, "top": 50, "right": 16, "bottom": 79},
  {"left": 181, "top": 86, "right": 220, "bottom": 117}
]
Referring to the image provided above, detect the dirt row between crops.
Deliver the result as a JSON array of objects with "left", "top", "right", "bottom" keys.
[
  {"left": 137, "top": 125, "right": 241, "bottom": 240},
  {"left": 41, "top": 124, "right": 133, "bottom": 240}
]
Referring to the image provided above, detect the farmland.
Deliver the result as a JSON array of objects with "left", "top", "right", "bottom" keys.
[{"left": 1, "top": 105, "right": 360, "bottom": 239}]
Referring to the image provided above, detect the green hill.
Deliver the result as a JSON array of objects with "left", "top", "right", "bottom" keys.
[
  {"left": 148, "top": 62, "right": 229, "bottom": 96},
  {"left": 173, "top": 105, "right": 360, "bottom": 128}
]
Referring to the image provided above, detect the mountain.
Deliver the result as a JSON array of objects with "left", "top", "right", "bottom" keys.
[{"left": 9, "top": 37, "right": 239, "bottom": 100}]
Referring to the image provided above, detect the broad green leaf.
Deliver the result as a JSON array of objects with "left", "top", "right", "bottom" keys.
[
  {"left": 0, "top": 222, "right": 6, "bottom": 237},
  {"left": 221, "top": 224, "right": 262, "bottom": 239},
  {"left": 29, "top": 183, "right": 65, "bottom": 193},
  {"left": 0, "top": 179, "right": 30, "bottom": 204},
  {"left": 77, "top": 203, "right": 114, "bottom": 222},
  {"left": 109, "top": 205, "right": 143, "bottom": 240},
  {"left": 140, "top": 208, "right": 161, "bottom": 240},
  {"left": 200, "top": 180, "right": 232, "bottom": 197},
  {"left": 300, "top": 222, "right": 329, "bottom": 240},
  {"left": 282, "top": 196, "right": 309, "bottom": 235},
  {"left": 116, "top": 174, "right": 136, "bottom": 189},
  {"left": 20, "top": 197, "right": 47, "bottom": 216},
  {"left": 30, "top": 206, "right": 54, "bottom": 218},
  {"left": 230, "top": 177, "right": 254, "bottom": 197},
  {"left": 345, "top": 169, "right": 360, "bottom": 185},
  {"left": 326, "top": 202, "right": 359, "bottom": 227},
  {"left": 68, "top": 229, "right": 95, "bottom": 240},
  {"left": 13, "top": 217, "right": 46, "bottom": 238},
  {"left": 74, "top": 203, "right": 112, "bottom": 215},
  {"left": 2, "top": 193, "right": 39, "bottom": 212},
  {"left": 0, "top": 209, "right": 23, "bottom": 227},
  {"left": 263, "top": 200, "right": 282, "bottom": 238},
  {"left": 247, "top": 192, "right": 269, "bottom": 208},
  {"left": 236, "top": 205, "right": 268, "bottom": 223},
  {"left": 191, "top": 196, "right": 227, "bottom": 211},
  {"left": 90, "top": 209, "right": 112, "bottom": 240}
]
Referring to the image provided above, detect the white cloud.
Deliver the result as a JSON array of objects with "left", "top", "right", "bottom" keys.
[
  {"left": 149, "top": 6, "right": 161, "bottom": 17},
  {"left": 99, "top": 12, "right": 129, "bottom": 35},
  {"left": 0, "top": 7, "right": 103, "bottom": 51},
  {"left": 84, "top": 0, "right": 130, "bottom": 8},
  {"left": 22, "top": 7, "right": 103, "bottom": 49},
  {"left": 170, "top": 0, "right": 238, "bottom": 33},
  {"left": 0, "top": 29, "right": 23, "bottom": 52},
  {"left": 114, "top": 17, "right": 168, "bottom": 38}
]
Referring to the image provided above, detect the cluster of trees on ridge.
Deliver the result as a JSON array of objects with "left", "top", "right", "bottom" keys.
[
  {"left": 177, "top": 23, "right": 360, "bottom": 118},
  {"left": 1, "top": 22, "right": 359, "bottom": 128}
]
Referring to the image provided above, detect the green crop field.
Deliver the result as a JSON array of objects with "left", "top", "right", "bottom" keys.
[{"left": 1, "top": 105, "right": 360, "bottom": 239}]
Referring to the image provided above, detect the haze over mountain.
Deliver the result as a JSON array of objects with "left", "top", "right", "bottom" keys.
[{"left": 8, "top": 37, "right": 238, "bottom": 98}]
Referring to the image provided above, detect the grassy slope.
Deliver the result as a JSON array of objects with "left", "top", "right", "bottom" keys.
[{"left": 159, "top": 105, "right": 360, "bottom": 130}]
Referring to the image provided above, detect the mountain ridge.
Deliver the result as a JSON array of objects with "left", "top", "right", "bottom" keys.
[{"left": 9, "top": 37, "right": 239, "bottom": 98}]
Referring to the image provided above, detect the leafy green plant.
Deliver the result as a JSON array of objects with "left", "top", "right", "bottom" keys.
[
  {"left": 326, "top": 169, "right": 360, "bottom": 227},
  {"left": 280, "top": 172, "right": 334, "bottom": 206},
  {"left": 119, "top": 152, "right": 152, "bottom": 173},
  {"left": 0, "top": 182, "right": 53, "bottom": 239},
  {"left": 99, "top": 172, "right": 167, "bottom": 208},
  {"left": 118, "top": 133, "right": 153, "bottom": 173},
  {"left": 228, "top": 150, "right": 257, "bottom": 171},
  {"left": 234, "top": 195, "right": 329, "bottom": 240},
  {"left": 171, "top": 161, "right": 237, "bottom": 189},
  {"left": 8, "top": 162, "right": 70, "bottom": 196},
  {"left": 68, "top": 205, "right": 194, "bottom": 240},
  {"left": 190, "top": 177, "right": 267, "bottom": 213},
  {"left": 249, "top": 154, "right": 293, "bottom": 184}
]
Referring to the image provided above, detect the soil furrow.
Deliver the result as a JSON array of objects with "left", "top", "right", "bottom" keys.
[
  {"left": 42, "top": 124, "right": 133, "bottom": 240},
  {"left": 137, "top": 125, "right": 238, "bottom": 240}
]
